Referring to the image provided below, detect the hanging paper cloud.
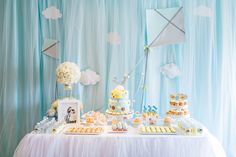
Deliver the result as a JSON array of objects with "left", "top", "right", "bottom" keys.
[
  {"left": 107, "top": 32, "right": 120, "bottom": 45},
  {"left": 80, "top": 69, "right": 101, "bottom": 85},
  {"left": 42, "top": 6, "right": 62, "bottom": 19},
  {"left": 42, "top": 38, "right": 59, "bottom": 59},
  {"left": 160, "top": 63, "right": 181, "bottom": 79},
  {"left": 194, "top": 5, "right": 213, "bottom": 18}
]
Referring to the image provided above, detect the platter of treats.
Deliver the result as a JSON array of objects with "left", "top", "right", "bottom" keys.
[
  {"left": 81, "top": 111, "right": 107, "bottom": 126},
  {"left": 108, "top": 122, "right": 128, "bottom": 133},
  {"left": 166, "top": 109, "right": 190, "bottom": 118},
  {"left": 139, "top": 125, "right": 177, "bottom": 135},
  {"left": 178, "top": 118, "right": 204, "bottom": 136},
  {"left": 64, "top": 126, "right": 104, "bottom": 135}
]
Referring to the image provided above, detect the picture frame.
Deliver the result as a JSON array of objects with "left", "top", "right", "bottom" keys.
[{"left": 57, "top": 99, "right": 81, "bottom": 124}]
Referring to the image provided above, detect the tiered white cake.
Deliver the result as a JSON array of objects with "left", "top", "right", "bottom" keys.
[{"left": 106, "top": 85, "right": 133, "bottom": 116}]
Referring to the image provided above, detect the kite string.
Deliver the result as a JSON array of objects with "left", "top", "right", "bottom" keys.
[
  {"left": 127, "top": 54, "right": 146, "bottom": 76},
  {"left": 113, "top": 54, "right": 146, "bottom": 85}
]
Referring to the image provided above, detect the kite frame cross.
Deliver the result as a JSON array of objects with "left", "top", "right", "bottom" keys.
[{"left": 148, "top": 7, "right": 185, "bottom": 47}]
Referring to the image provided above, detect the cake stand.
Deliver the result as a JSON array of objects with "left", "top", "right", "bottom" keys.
[{"left": 105, "top": 110, "right": 134, "bottom": 123}]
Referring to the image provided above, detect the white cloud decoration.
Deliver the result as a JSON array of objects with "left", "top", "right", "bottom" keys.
[
  {"left": 194, "top": 5, "right": 213, "bottom": 18},
  {"left": 107, "top": 32, "right": 120, "bottom": 45},
  {"left": 80, "top": 69, "right": 101, "bottom": 86},
  {"left": 160, "top": 63, "right": 181, "bottom": 79},
  {"left": 42, "top": 6, "right": 62, "bottom": 20}
]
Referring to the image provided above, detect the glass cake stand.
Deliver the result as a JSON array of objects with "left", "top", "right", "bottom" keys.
[{"left": 105, "top": 110, "right": 134, "bottom": 124}]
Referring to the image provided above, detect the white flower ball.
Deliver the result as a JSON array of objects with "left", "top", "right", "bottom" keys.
[{"left": 56, "top": 62, "right": 81, "bottom": 85}]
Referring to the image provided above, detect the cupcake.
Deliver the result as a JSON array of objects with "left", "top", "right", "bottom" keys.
[
  {"left": 112, "top": 124, "right": 117, "bottom": 131},
  {"left": 177, "top": 111, "right": 181, "bottom": 116},
  {"left": 179, "top": 101, "right": 183, "bottom": 106},
  {"left": 180, "top": 110, "right": 185, "bottom": 116},
  {"left": 117, "top": 122, "right": 123, "bottom": 131},
  {"left": 184, "top": 110, "right": 189, "bottom": 115},
  {"left": 142, "top": 112, "right": 147, "bottom": 118},
  {"left": 86, "top": 116, "right": 94, "bottom": 125},
  {"left": 164, "top": 117, "right": 172, "bottom": 126},
  {"left": 122, "top": 122, "right": 128, "bottom": 131},
  {"left": 133, "top": 117, "right": 142, "bottom": 125},
  {"left": 170, "top": 101, "right": 175, "bottom": 106},
  {"left": 149, "top": 117, "right": 157, "bottom": 125}
]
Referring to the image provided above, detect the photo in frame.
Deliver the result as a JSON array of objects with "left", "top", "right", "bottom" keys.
[{"left": 57, "top": 99, "right": 81, "bottom": 124}]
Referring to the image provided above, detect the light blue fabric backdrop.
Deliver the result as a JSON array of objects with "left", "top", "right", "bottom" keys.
[{"left": 0, "top": 0, "right": 236, "bottom": 157}]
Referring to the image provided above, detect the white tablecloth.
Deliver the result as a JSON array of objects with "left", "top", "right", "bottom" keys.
[{"left": 14, "top": 126, "right": 226, "bottom": 157}]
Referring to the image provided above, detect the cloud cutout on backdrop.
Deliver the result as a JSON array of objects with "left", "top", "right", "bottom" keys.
[
  {"left": 80, "top": 69, "right": 101, "bottom": 86},
  {"left": 107, "top": 32, "right": 120, "bottom": 45},
  {"left": 42, "top": 6, "right": 62, "bottom": 19},
  {"left": 160, "top": 63, "right": 181, "bottom": 79},
  {"left": 194, "top": 5, "right": 213, "bottom": 18}
]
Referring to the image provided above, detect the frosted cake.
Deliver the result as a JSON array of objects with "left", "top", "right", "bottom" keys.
[{"left": 106, "top": 85, "right": 133, "bottom": 115}]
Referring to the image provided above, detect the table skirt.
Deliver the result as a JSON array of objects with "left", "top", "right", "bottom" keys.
[{"left": 14, "top": 129, "right": 226, "bottom": 157}]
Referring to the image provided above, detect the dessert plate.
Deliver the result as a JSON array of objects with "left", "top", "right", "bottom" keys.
[
  {"left": 64, "top": 132, "right": 102, "bottom": 135},
  {"left": 139, "top": 132, "right": 177, "bottom": 135},
  {"left": 63, "top": 127, "right": 104, "bottom": 135},
  {"left": 107, "top": 130, "right": 128, "bottom": 133},
  {"left": 107, "top": 127, "right": 129, "bottom": 133},
  {"left": 139, "top": 126, "right": 177, "bottom": 135}
]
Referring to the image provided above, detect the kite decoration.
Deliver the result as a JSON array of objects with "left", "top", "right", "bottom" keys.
[
  {"left": 146, "top": 6, "right": 185, "bottom": 47},
  {"left": 42, "top": 38, "right": 59, "bottom": 59},
  {"left": 111, "top": 7, "right": 185, "bottom": 110},
  {"left": 138, "top": 7, "right": 185, "bottom": 108}
]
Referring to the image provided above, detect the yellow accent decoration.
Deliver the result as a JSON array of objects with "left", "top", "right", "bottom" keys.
[{"left": 111, "top": 88, "right": 126, "bottom": 99}]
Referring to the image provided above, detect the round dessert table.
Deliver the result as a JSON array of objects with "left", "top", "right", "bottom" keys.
[{"left": 14, "top": 126, "right": 226, "bottom": 157}]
